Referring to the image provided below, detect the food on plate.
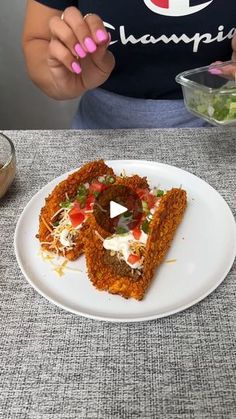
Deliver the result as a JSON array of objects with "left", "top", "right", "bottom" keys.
[
  {"left": 37, "top": 160, "right": 148, "bottom": 261},
  {"left": 37, "top": 160, "right": 115, "bottom": 260},
  {"left": 38, "top": 159, "right": 187, "bottom": 301},
  {"left": 83, "top": 187, "right": 187, "bottom": 300}
]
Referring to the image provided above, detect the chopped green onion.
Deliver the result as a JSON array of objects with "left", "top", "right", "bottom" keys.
[
  {"left": 77, "top": 184, "right": 87, "bottom": 195},
  {"left": 142, "top": 200, "right": 149, "bottom": 213},
  {"left": 147, "top": 212, "right": 153, "bottom": 221},
  {"left": 60, "top": 199, "right": 72, "bottom": 208},
  {"left": 98, "top": 176, "right": 105, "bottom": 183},
  {"left": 107, "top": 176, "right": 115, "bottom": 184},
  {"left": 155, "top": 189, "right": 164, "bottom": 197},
  {"left": 76, "top": 194, "right": 87, "bottom": 206},
  {"left": 188, "top": 88, "right": 236, "bottom": 123},
  {"left": 141, "top": 219, "right": 150, "bottom": 234},
  {"left": 123, "top": 211, "right": 132, "bottom": 218},
  {"left": 76, "top": 183, "right": 88, "bottom": 206},
  {"left": 93, "top": 191, "right": 100, "bottom": 198},
  {"left": 115, "top": 226, "right": 128, "bottom": 235}
]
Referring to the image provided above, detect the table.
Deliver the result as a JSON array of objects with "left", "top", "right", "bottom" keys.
[{"left": 1, "top": 129, "right": 236, "bottom": 419}]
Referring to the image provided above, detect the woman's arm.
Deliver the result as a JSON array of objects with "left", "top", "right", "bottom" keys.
[{"left": 22, "top": 0, "right": 115, "bottom": 100}]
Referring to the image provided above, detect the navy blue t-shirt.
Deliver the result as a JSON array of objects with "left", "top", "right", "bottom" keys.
[{"left": 35, "top": 0, "right": 236, "bottom": 99}]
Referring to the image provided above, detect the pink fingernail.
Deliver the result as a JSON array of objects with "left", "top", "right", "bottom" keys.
[
  {"left": 84, "top": 37, "right": 97, "bottom": 53},
  {"left": 96, "top": 29, "right": 108, "bottom": 43},
  {"left": 71, "top": 62, "right": 82, "bottom": 74},
  {"left": 74, "top": 43, "right": 87, "bottom": 58},
  {"left": 209, "top": 68, "right": 223, "bottom": 75}
]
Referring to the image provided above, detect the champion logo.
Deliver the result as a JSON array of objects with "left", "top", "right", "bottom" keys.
[{"left": 143, "top": 0, "right": 213, "bottom": 17}]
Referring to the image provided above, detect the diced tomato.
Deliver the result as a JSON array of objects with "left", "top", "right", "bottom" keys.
[
  {"left": 69, "top": 207, "right": 85, "bottom": 227},
  {"left": 136, "top": 188, "right": 149, "bottom": 199},
  {"left": 127, "top": 254, "right": 141, "bottom": 265},
  {"left": 71, "top": 201, "right": 83, "bottom": 211},
  {"left": 137, "top": 188, "right": 157, "bottom": 210},
  {"left": 132, "top": 227, "right": 142, "bottom": 240},
  {"left": 69, "top": 212, "right": 85, "bottom": 227},
  {"left": 146, "top": 193, "right": 157, "bottom": 209},
  {"left": 89, "top": 180, "right": 107, "bottom": 194},
  {"left": 85, "top": 194, "right": 95, "bottom": 211}
]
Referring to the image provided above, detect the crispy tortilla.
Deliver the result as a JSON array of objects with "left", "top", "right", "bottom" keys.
[
  {"left": 37, "top": 160, "right": 115, "bottom": 260},
  {"left": 83, "top": 188, "right": 187, "bottom": 300}
]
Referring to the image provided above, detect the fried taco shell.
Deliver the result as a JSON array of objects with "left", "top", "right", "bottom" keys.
[
  {"left": 38, "top": 160, "right": 115, "bottom": 260},
  {"left": 83, "top": 188, "right": 187, "bottom": 300}
]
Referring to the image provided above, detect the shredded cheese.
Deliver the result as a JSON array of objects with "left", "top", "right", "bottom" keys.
[
  {"left": 51, "top": 207, "right": 65, "bottom": 220},
  {"left": 165, "top": 259, "right": 177, "bottom": 264},
  {"left": 46, "top": 207, "right": 77, "bottom": 252},
  {"left": 95, "top": 230, "right": 105, "bottom": 242},
  {"left": 41, "top": 217, "right": 53, "bottom": 233},
  {"left": 39, "top": 250, "right": 83, "bottom": 276},
  {"left": 53, "top": 260, "right": 68, "bottom": 277}
]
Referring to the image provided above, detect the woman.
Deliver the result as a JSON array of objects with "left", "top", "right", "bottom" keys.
[{"left": 22, "top": 1, "right": 236, "bottom": 128}]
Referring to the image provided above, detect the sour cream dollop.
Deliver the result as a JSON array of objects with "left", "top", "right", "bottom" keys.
[
  {"left": 59, "top": 229, "right": 74, "bottom": 247},
  {"left": 103, "top": 231, "right": 148, "bottom": 269}
]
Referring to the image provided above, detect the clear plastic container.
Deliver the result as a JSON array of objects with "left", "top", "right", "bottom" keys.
[{"left": 176, "top": 61, "right": 236, "bottom": 126}]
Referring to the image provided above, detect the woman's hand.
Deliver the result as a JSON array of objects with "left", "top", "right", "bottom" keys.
[
  {"left": 22, "top": 2, "right": 115, "bottom": 100},
  {"left": 47, "top": 7, "right": 115, "bottom": 98},
  {"left": 209, "top": 37, "right": 236, "bottom": 79}
]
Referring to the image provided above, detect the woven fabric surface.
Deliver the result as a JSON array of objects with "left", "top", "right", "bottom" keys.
[{"left": 0, "top": 129, "right": 235, "bottom": 419}]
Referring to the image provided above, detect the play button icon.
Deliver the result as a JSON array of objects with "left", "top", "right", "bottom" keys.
[
  {"left": 93, "top": 184, "right": 143, "bottom": 234},
  {"left": 110, "top": 201, "right": 128, "bottom": 219}
]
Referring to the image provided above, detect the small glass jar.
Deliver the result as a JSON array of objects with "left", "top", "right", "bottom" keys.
[{"left": 0, "top": 133, "right": 16, "bottom": 199}]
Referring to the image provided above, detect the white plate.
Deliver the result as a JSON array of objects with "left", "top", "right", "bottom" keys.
[{"left": 14, "top": 160, "right": 236, "bottom": 322}]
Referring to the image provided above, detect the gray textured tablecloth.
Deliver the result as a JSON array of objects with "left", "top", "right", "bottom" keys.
[{"left": 0, "top": 129, "right": 236, "bottom": 419}]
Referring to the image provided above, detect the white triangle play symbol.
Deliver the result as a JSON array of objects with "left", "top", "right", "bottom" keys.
[{"left": 110, "top": 201, "right": 128, "bottom": 219}]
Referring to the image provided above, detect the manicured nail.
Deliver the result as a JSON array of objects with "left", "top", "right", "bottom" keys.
[
  {"left": 71, "top": 62, "right": 82, "bottom": 74},
  {"left": 108, "top": 32, "right": 112, "bottom": 44},
  {"left": 209, "top": 68, "right": 223, "bottom": 75},
  {"left": 96, "top": 29, "right": 108, "bottom": 43},
  {"left": 74, "top": 43, "right": 87, "bottom": 58},
  {"left": 84, "top": 37, "right": 97, "bottom": 53}
]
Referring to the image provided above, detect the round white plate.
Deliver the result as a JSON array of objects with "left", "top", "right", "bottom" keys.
[{"left": 14, "top": 160, "right": 236, "bottom": 322}]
